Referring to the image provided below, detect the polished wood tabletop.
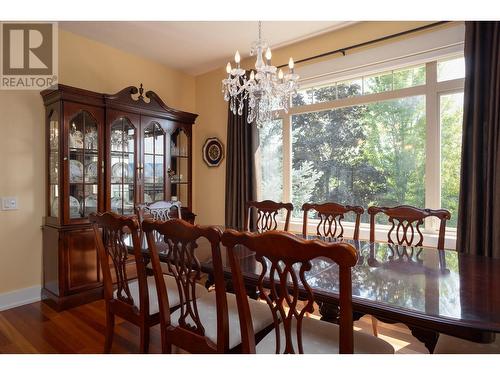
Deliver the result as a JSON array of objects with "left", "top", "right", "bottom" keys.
[{"left": 134, "top": 231, "right": 500, "bottom": 352}]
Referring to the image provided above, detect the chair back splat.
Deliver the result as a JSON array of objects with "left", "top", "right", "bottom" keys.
[
  {"left": 302, "top": 202, "right": 364, "bottom": 240},
  {"left": 142, "top": 218, "right": 229, "bottom": 353},
  {"left": 141, "top": 200, "right": 182, "bottom": 221},
  {"left": 245, "top": 200, "right": 293, "bottom": 232},
  {"left": 368, "top": 205, "right": 450, "bottom": 249},
  {"left": 222, "top": 229, "right": 358, "bottom": 354}
]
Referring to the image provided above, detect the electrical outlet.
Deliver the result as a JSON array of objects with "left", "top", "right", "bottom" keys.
[{"left": 1, "top": 197, "right": 18, "bottom": 210}]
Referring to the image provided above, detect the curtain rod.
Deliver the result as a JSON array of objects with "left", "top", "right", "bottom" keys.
[{"left": 277, "top": 21, "right": 450, "bottom": 69}]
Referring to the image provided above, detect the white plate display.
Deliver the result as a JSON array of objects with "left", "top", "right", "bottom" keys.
[
  {"left": 51, "top": 197, "right": 58, "bottom": 217},
  {"left": 111, "top": 196, "right": 122, "bottom": 212},
  {"left": 69, "top": 196, "right": 81, "bottom": 217},
  {"left": 84, "top": 194, "right": 97, "bottom": 212},
  {"left": 111, "top": 162, "right": 129, "bottom": 183},
  {"left": 85, "top": 161, "right": 98, "bottom": 183},
  {"left": 70, "top": 160, "right": 83, "bottom": 183}
]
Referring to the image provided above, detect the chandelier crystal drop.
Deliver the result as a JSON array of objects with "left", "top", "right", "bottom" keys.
[{"left": 222, "top": 21, "right": 300, "bottom": 127}]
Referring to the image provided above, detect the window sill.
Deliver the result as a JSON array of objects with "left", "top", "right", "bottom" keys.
[{"left": 283, "top": 219, "right": 457, "bottom": 250}]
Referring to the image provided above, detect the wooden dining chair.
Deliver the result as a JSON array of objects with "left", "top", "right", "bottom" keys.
[
  {"left": 245, "top": 200, "right": 294, "bottom": 232},
  {"left": 221, "top": 229, "right": 394, "bottom": 354},
  {"left": 89, "top": 212, "right": 190, "bottom": 353},
  {"left": 136, "top": 200, "right": 184, "bottom": 268},
  {"left": 367, "top": 204, "right": 451, "bottom": 337},
  {"left": 136, "top": 200, "right": 182, "bottom": 234},
  {"left": 302, "top": 202, "right": 364, "bottom": 240},
  {"left": 368, "top": 205, "right": 451, "bottom": 249},
  {"left": 142, "top": 218, "right": 274, "bottom": 353}
]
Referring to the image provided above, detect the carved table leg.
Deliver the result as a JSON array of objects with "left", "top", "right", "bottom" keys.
[
  {"left": 245, "top": 284, "right": 259, "bottom": 300},
  {"left": 319, "top": 302, "right": 339, "bottom": 324},
  {"left": 408, "top": 325, "right": 439, "bottom": 354},
  {"left": 205, "top": 272, "right": 215, "bottom": 289},
  {"left": 224, "top": 278, "right": 234, "bottom": 293},
  {"left": 319, "top": 302, "right": 366, "bottom": 324},
  {"left": 352, "top": 311, "right": 365, "bottom": 322}
]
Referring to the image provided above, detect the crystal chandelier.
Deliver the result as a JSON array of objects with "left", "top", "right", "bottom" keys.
[{"left": 222, "top": 21, "right": 299, "bottom": 127}]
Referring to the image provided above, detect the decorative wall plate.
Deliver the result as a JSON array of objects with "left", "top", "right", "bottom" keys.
[{"left": 202, "top": 137, "right": 224, "bottom": 167}]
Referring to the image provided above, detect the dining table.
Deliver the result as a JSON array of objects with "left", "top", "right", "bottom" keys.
[{"left": 137, "top": 229, "right": 500, "bottom": 354}]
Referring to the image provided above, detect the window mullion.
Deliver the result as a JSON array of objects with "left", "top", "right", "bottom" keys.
[
  {"left": 283, "top": 115, "right": 291, "bottom": 204},
  {"left": 425, "top": 61, "right": 441, "bottom": 230}
]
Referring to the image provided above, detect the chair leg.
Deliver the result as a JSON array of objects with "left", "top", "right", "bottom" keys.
[
  {"left": 140, "top": 325, "right": 150, "bottom": 354},
  {"left": 371, "top": 316, "right": 379, "bottom": 337},
  {"left": 104, "top": 309, "right": 115, "bottom": 354},
  {"left": 163, "top": 342, "right": 173, "bottom": 354},
  {"left": 160, "top": 328, "right": 172, "bottom": 354}
]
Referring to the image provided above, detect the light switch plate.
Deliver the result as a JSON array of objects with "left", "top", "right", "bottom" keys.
[{"left": 1, "top": 196, "right": 18, "bottom": 210}]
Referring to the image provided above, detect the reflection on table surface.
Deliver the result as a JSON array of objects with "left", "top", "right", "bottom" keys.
[{"left": 126, "top": 231, "right": 500, "bottom": 333}]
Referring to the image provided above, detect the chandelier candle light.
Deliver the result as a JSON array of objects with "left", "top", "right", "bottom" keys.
[{"left": 222, "top": 21, "right": 300, "bottom": 127}]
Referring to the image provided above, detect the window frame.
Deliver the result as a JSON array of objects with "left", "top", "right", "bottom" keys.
[{"left": 261, "top": 56, "right": 465, "bottom": 247}]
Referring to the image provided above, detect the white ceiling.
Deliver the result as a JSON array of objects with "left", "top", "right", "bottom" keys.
[{"left": 60, "top": 21, "right": 354, "bottom": 76}]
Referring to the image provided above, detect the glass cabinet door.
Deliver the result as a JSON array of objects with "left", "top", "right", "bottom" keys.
[
  {"left": 168, "top": 128, "right": 189, "bottom": 206},
  {"left": 68, "top": 111, "right": 99, "bottom": 219},
  {"left": 48, "top": 110, "right": 60, "bottom": 218},
  {"left": 110, "top": 118, "right": 136, "bottom": 215},
  {"left": 143, "top": 122, "right": 165, "bottom": 203}
]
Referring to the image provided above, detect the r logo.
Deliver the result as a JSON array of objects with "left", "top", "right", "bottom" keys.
[{"left": 2, "top": 23, "right": 53, "bottom": 75}]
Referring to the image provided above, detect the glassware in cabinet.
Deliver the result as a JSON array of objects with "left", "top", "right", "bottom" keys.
[
  {"left": 110, "top": 117, "right": 137, "bottom": 215},
  {"left": 67, "top": 110, "right": 101, "bottom": 220}
]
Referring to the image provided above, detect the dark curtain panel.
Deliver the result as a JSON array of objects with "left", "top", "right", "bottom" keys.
[
  {"left": 225, "top": 98, "right": 258, "bottom": 229},
  {"left": 457, "top": 22, "right": 500, "bottom": 258}
]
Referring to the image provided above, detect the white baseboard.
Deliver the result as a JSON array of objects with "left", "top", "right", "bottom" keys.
[{"left": 0, "top": 285, "right": 41, "bottom": 312}]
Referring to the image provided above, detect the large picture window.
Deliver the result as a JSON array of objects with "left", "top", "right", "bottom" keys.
[
  {"left": 257, "top": 119, "right": 283, "bottom": 202},
  {"left": 258, "top": 56, "right": 464, "bottom": 231}
]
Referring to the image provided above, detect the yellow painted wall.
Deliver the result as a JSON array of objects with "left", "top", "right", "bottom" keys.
[
  {"left": 0, "top": 91, "right": 45, "bottom": 295},
  {"left": 58, "top": 31, "right": 195, "bottom": 112},
  {"left": 193, "top": 21, "right": 445, "bottom": 226},
  {"left": 0, "top": 29, "right": 195, "bottom": 295}
]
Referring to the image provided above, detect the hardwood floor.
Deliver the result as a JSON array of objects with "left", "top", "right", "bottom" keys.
[
  {"left": 0, "top": 300, "right": 161, "bottom": 354},
  {"left": 0, "top": 298, "right": 429, "bottom": 354}
]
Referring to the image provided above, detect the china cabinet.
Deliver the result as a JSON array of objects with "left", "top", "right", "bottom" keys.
[{"left": 41, "top": 84, "right": 197, "bottom": 310}]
